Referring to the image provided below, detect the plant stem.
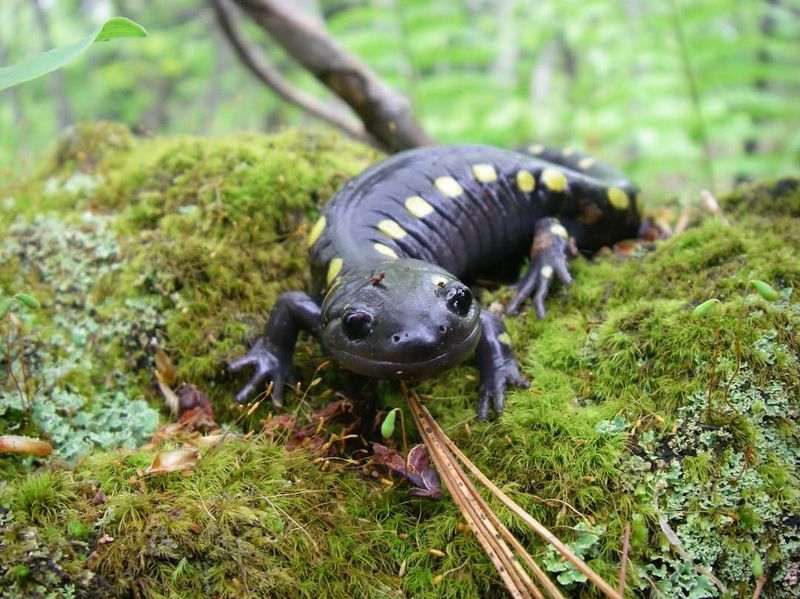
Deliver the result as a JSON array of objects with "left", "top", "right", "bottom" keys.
[{"left": 5, "top": 321, "right": 28, "bottom": 412}]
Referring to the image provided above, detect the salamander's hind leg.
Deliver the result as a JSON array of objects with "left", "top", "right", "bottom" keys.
[
  {"left": 229, "top": 291, "right": 322, "bottom": 408},
  {"left": 505, "top": 217, "right": 577, "bottom": 317},
  {"left": 475, "top": 311, "right": 529, "bottom": 421}
]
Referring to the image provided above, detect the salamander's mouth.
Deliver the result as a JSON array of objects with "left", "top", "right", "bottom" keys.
[{"left": 326, "top": 323, "right": 482, "bottom": 380}]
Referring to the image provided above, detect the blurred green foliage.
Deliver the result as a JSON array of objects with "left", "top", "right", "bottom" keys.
[
  {"left": 0, "top": 17, "right": 146, "bottom": 91},
  {"left": 1, "top": 0, "right": 799, "bottom": 198}
]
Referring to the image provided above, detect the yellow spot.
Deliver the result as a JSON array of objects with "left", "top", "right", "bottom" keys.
[
  {"left": 307, "top": 216, "right": 326, "bottom": 247},
  {"left": 405, "top": 195, "right": 434, "bottom": 218},
  {"left": 542, "top": 168, "right": 568, "bottom": 192},
  {"left": 578, "top": 157, "right": 595, "bottom": 170},
  {"left": 562, "top": 147, "right": 575, "bottom": 157},
  {"left": 471, "top": 163, "right": 497, "bottom": 183},
  {"left": 434, "top": 176, "right": 463, "bottom": 198},
  {"left": 527, "top": 144, "right": 544, "bottom": 154},
  {"left": 608, "top": 187, "right": 630, "bottom": 210},
  {"left": 516, "top": 170, "right": 535, "bottom": 193},
  {"left": 549, "top": 223, "right": 569, "bottom": 238},
  {"left": 541, "top": 265, "right": 554, "bottom": 279},
  {"left": 432, "top": 275, "right": 448, "bottom": 287},
  {"left": 326, "top": 258, "right": 343, "bottom": 285},
  {"left": 377, "top": 219, "right": 407, "bottom": 239},
  {"left": 497, "top": 332, "right": 511, "bottom": 345},
  {"left": 374, "top": 243, "right": 398, "bottom": 259}
]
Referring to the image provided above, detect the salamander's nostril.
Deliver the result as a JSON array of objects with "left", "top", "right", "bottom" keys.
[
  {"left": 439, "top": 325, "right": 447, "bottom": 333},
  {"left": 392, "top": 334, "right": 401, "bottom": 343}
]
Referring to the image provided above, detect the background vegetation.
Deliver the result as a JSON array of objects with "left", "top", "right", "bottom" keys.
[{"left": 2, "top": 0, "right": 799, "bottom": 199}]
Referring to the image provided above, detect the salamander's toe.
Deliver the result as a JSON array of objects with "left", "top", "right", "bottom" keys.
[{"left": 229, "top": 338, "right": 288, "bottom": 408}]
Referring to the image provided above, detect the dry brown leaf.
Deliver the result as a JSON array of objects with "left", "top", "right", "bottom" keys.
[
  {"left": 0, "top": 435, "right": 53, "bottom": 457},
  {"left": 145, "top": 446, "right": 200, "bottom": 475},
  {"left": 154, "top": 346, "right": 178, "bottom": 386}
]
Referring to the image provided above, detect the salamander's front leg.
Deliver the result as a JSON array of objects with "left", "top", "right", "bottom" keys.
[
  {"left": 229, "top": 291, "right": 321, "bottom": 408},
  {"left": 505, "top": 217, "right": 577, "bottom": 317},
  {"left": 475, "top": 310, "right": 529, "bottom": 421}
]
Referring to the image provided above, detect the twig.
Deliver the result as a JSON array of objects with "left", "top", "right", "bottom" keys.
[
  {"left": 210, "top": 0, "right": 378, "bottom": 147},
  {"left": 752, "top": 575, "right": 766, "bottom": 599},
  {"left": 618, "top": 522, "right": 631, "bottom": 596},
  {"left": 408, "top": 390, "right": 621, "bottom": 599},
  {"left": 674, "top": 206, "right": 692, "bottom": 234},
  {"left": 231, "top": 0, "right": 434, "bottom": 152},
  {"left": 699, "top": 190, "right": 730, "bottom": 226}
]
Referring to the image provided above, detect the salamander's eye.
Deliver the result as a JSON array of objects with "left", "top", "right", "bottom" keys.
[
  {"left": 341, "top": 309, "right": 373, "bottom": 340},
  {"left": 444, "top": 283, "right": 472, "bottom": 317}
]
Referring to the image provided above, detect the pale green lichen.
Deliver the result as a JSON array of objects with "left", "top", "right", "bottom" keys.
[{"left": 1, "top": 213, "right": 160, "bottom": 461}]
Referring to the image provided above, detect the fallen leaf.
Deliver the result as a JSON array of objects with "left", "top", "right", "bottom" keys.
[
  {"left": 145, "top": 446, "right": 200, "bottom": 475},
  {"left": 0, "top": 435, "right": 53, "bottom": 457},
  {"left": 154, "top": 346, "right": 177, "bottom": 386}
]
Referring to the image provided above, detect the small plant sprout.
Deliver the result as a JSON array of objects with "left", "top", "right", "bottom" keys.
[
  {"left": 750, "top": 279, "right": 779, "bottom": 302},
  {"left": 1, "top": 293, "right": 42, "bottom": 318},
  {"left": 380, "top": 407, "right": 408, "bottom": 454},
  {"left": 12, "top": 293, "right": 42, "bottom": 311},
  {"left": 381, "top": 408, "right": 399, "bottom": 438},
  {"left": 751, "top": 553, "right": 763, "bottom": 579},
  {"left": 692, "top": 298, "right": 720, "bottom": 317}
]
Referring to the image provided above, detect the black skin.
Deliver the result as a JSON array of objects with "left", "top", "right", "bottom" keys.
[{"left": 230, "top": 144, "right": 640, "bottom": 419}]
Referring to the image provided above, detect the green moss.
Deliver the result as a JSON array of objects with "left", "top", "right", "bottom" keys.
[
  {"left": 8, "top": 471, "right": 77, "bottom": 527},
  {"left": 1, "top": 127, "right": 798, "bottom": 597}
]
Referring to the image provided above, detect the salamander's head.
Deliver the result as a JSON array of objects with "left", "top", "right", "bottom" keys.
[{"left": 320, "top": 259, "right": 481, "bottom": 379}]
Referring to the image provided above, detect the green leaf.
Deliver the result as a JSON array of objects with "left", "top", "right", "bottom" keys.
[
  {"left": 0, "top": 17, "right": 148, "bottom": 92},
  {"left": 14, "top": 293, "right": 41, "bottom": 311},
  {"left": 750, "top": 280, "right": 779, "bottom": 302},
  {"left": 381, "top": 408, "right": 399, "bottom": 439}
]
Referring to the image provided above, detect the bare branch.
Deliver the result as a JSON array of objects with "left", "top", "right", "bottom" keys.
[
  {"left": 230, "top": 0, "right": 434, "bottom": 152},
  {"left": 210, "top": 0, "right": 378, "bottom": 147}
]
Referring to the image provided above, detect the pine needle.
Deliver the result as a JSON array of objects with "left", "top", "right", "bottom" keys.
[{"left": 404, "top": 386, "right": 621, "bottom": 599}]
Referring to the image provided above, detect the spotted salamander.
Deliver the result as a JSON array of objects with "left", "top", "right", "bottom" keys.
[{"left": 231, "top": 144, "right": 641, "bottom": 419}]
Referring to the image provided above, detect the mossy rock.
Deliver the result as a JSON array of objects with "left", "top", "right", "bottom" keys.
[{"left": 1, "top": 123, "right": 798, "bottom": 598}]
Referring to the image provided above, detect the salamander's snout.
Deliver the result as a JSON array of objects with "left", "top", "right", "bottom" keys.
[{"left": 389, "top": 328, "right": 445, "bottom": 359}]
